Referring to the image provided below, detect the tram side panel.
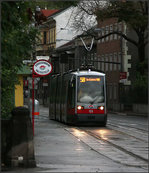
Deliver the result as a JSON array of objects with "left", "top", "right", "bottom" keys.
[
  {"left": 67, "top": 75, "right": 76, "bottom": 124},
  {"left": 49, "top": 76, "right": 57, "bottom": 120},
  {"left": 61, "top": 75, "right": 69, "bottom": 123},
  {"left": 56, "top": 75, "right": 62, "bottom": 121},
  {"left": 55, "top": 75, "right": 59, "bottom": 121},
  {"left": 49, "top": 76, "right": 54, "bottom": 120},
  {"left": 49, "top": 77, "right": 52, "bottom": 119},
  {"left": 61, "top": 74, "right": 75, "bottom": 124}
]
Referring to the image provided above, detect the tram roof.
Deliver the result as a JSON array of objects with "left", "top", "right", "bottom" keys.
[{"left": 71, "top": 70, "right": 105, "bottom": 76}]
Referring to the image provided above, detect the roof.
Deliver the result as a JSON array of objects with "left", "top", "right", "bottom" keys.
[
  {"left": 56, "top": 40, "right": 75, "bottom": 51},
  {"left": 17, "top": 65, "right": 31, "bottom": 75},
  {"left": 41, "top": 9, "right": 59, "bottom": 17},
  {"left": 47, "top": 7, "right": 72, "bottom": 19}
]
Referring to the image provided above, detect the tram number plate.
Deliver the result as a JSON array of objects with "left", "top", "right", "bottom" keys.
[{"left": 88, "top": 116, "right": 95, "bottom": 120}]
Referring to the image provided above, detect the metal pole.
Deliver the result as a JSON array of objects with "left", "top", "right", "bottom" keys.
[{"left": 32, "top": 75, "right": 35, "bottom": 136}]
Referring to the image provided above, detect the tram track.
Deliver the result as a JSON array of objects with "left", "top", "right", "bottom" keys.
[
  {"left": 81, "top": 128, "right": 148, "bottom": 163},
  {"left": 108, "top": 120, "right": 148, "bottom": 132},
  {"left": 106, "top": 123, "right": 148, "bottom": 143},
  {"left": 65, "top": 126, "right": 148, "bottom": 169}
]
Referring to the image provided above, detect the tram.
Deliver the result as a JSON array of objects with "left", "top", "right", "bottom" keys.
[{"left": 49, "top": 68, "right": 107, "bottom": 126}]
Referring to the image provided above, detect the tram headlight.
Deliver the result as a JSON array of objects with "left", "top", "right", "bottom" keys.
[
  {"left": 77, "top": 105, "right": 84, "bottom": 110},
  {"left": 98, "top": 106, "right": 104, "bottom": 110}
]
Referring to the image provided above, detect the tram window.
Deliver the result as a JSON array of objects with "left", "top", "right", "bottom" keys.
[
  {"left": 77, "top": 76, "right": 104, "bottom": 104},
  {"left": 68, "top": 79, "right": 75, "bottom": 108}
]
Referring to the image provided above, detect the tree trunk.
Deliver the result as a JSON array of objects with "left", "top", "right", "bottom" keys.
[
  {"left": 138, "top": 33, "right": 145, "bottom": 63},
  {"left": 137, "top": 34, "right": 147, "bottom": 74},
  {"left": 138, "top": 44, "right": 145, "bottom": 63}
]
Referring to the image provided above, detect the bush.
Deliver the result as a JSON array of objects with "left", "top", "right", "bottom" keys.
[{"left": 132, "top": 73, "right": 148, "bottom": 104}]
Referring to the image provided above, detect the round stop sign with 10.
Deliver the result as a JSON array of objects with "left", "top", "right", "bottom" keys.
[{"left": 33, "top": 60, "right": 53, "bottom": 76}]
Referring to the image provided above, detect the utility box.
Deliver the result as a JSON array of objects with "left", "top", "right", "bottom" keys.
[{"left": 8, "top": 107, "right": 36, "bottom": 168}]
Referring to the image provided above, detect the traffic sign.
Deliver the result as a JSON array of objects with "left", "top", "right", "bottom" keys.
[
  {"left": 33, "top": 60, "right": 53, "bottom": 76},
  {"left": 120, "top": 72, "right": 127, "bottom": 80},
  {"left": 36, "top": 56, "right": 49, "bottom": 61}
]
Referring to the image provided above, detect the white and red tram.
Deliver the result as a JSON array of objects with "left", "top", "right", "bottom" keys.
[{"left": 49, "top": 68, "right": 107, "bottom": 126}]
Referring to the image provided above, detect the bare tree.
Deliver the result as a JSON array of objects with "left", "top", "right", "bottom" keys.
[
  {"left": 71, "top": 0, "right": 106, "bottom": 33},
  {"left": 71, "top": 0, "right": 148, "bottom": 74}
]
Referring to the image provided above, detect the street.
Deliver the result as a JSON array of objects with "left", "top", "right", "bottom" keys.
[
  {"left": 9, "top": 105, "right": 148, "bottom": 173},
  {"left": 33, "top": 105, "right": 148, "bottom": 172}
]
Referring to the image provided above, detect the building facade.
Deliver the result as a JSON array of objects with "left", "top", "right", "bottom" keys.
[
  {"left": 35, "top": 7, "right": 84, "bottom": 105},
  {"left": 97, "top": 18, "right": 133, "bottom": 111},
  {"left": 35, "top": 8, "right": 144, "bottom": 111}
]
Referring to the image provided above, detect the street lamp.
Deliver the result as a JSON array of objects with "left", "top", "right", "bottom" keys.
[{"left": 36, "top": 6, "right": 40, "bottom": 12}]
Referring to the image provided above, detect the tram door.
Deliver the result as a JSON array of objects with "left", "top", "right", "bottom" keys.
[{"left": 67, "top": 78, "right": 76, "bottom": 122}]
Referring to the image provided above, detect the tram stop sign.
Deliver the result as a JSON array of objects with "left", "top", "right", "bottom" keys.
[
  {"left": 119, "top": 72, "right": 127, "bottom": 83},
  {"left": 33, "top": 60, "right": 53, "bottom": 76},
  {"left": 120, "top": 72, "right": 127, "bottom": 80}
]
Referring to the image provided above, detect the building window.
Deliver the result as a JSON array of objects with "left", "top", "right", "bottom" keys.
[
  {"left": 49, "top": 30, "right": 51, "bottom": 43},
  {"left": 98, "top": 56, "right": 101, "bottom": 70},
  {"left": 105, "top": 54, "right": 108, "bottom": 71},
  {"left": 100, "top": 56, "right": 102, "bottom": 70},
  {"left": 54, "top": 28, "right": 56, "bottom": 42},
  {"left": 114, "top": 53, "right": 117, "bottom": 71},
  {"left": 106, "top": 26, "right": 109, "bottom": 41},
  {"left": 94, "top": 53, "right": 97, "bottom": 60},
  {"left": 110, "top": 25, "right": 113, "bottom": 40},
  {"left": 118, "top": 22, "right": 122, "bottom": 39},
  {"left": 51, "top": 29, "right": 53, "bottom": 43},
  {"left": 49, "top": 27, "right": 56, "bottom": 43},
  {"left": 109, "top": 84, "right": 112, "bottom": 100},
  {"left": 114, "top": 84, "right": 117, "bottom": 100},
  {"left": 49, "top": 29, "right": 52, "bottom": 43},
  {"left": 49, "top": 30, "right": 50, "bottom": 43},
  {"left": 110, "top": 54, "right": 113, "bottom": 71},
  {"left": 102, "top": 27, "right": 105, "bottom": 43},
  {"left": 98, "top": 60, "right": 100, "bottom": 70},
  {"left": 108, "top": 54, "right": 110, "bottom": 71},
  {"left": 102, "top": 55, "right": 104, "bottom": 71},
  {"left": 118, "top": 52, "right": 122, "bottom": 71},
  {"left": 38, "top": 32, "right": 43, "bottom": 44},
  {"left": 98, "top": 38, "right": 101, "bottom": 44},
  {"left": 43, "top": 31, "right": 47, "bottom": 44},
  {"left": 91, "top": 53, "right": 94, "bottom": 61},
  {"left": 114, "top": 23, "right": 118, "bottom": 40},
  {"left": 98, "top": 31, "right": 101, "bottom": 43}
]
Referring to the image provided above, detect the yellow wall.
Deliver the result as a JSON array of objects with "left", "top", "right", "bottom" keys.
[{"left": 15, "top": 75, "right": 24, "bottom": 107}]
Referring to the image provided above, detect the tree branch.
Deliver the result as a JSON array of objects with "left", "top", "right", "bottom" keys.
[
  {"left": 95, "top": 31, "right": 138, "bottom": 46},
  {"left": 78, "top": 31, "right": 139, "bottom": 47}
]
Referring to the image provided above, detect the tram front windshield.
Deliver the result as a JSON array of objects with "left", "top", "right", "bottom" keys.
[{"left": 77, "top": 76, "right": 104, "bottom": 104}]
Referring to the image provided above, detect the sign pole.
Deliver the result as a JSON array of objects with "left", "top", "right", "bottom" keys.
[
  {"left": 32, "top": 60, "right": 53, "bottom": 136},
  {"left": 32, "top": 74, "right": 35, "bottom": 136}
]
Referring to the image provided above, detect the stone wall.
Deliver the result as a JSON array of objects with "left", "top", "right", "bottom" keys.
[
  {"left": 1, "top": 107, "right": 36, "bottom": 169},
  {"left": 133, "top": 104, "right": 148, "bottom": 115}
]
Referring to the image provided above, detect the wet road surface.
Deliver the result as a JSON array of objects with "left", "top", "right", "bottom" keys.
[{"left": 9, "top": 105, "right": 148, "bottom": 172}]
